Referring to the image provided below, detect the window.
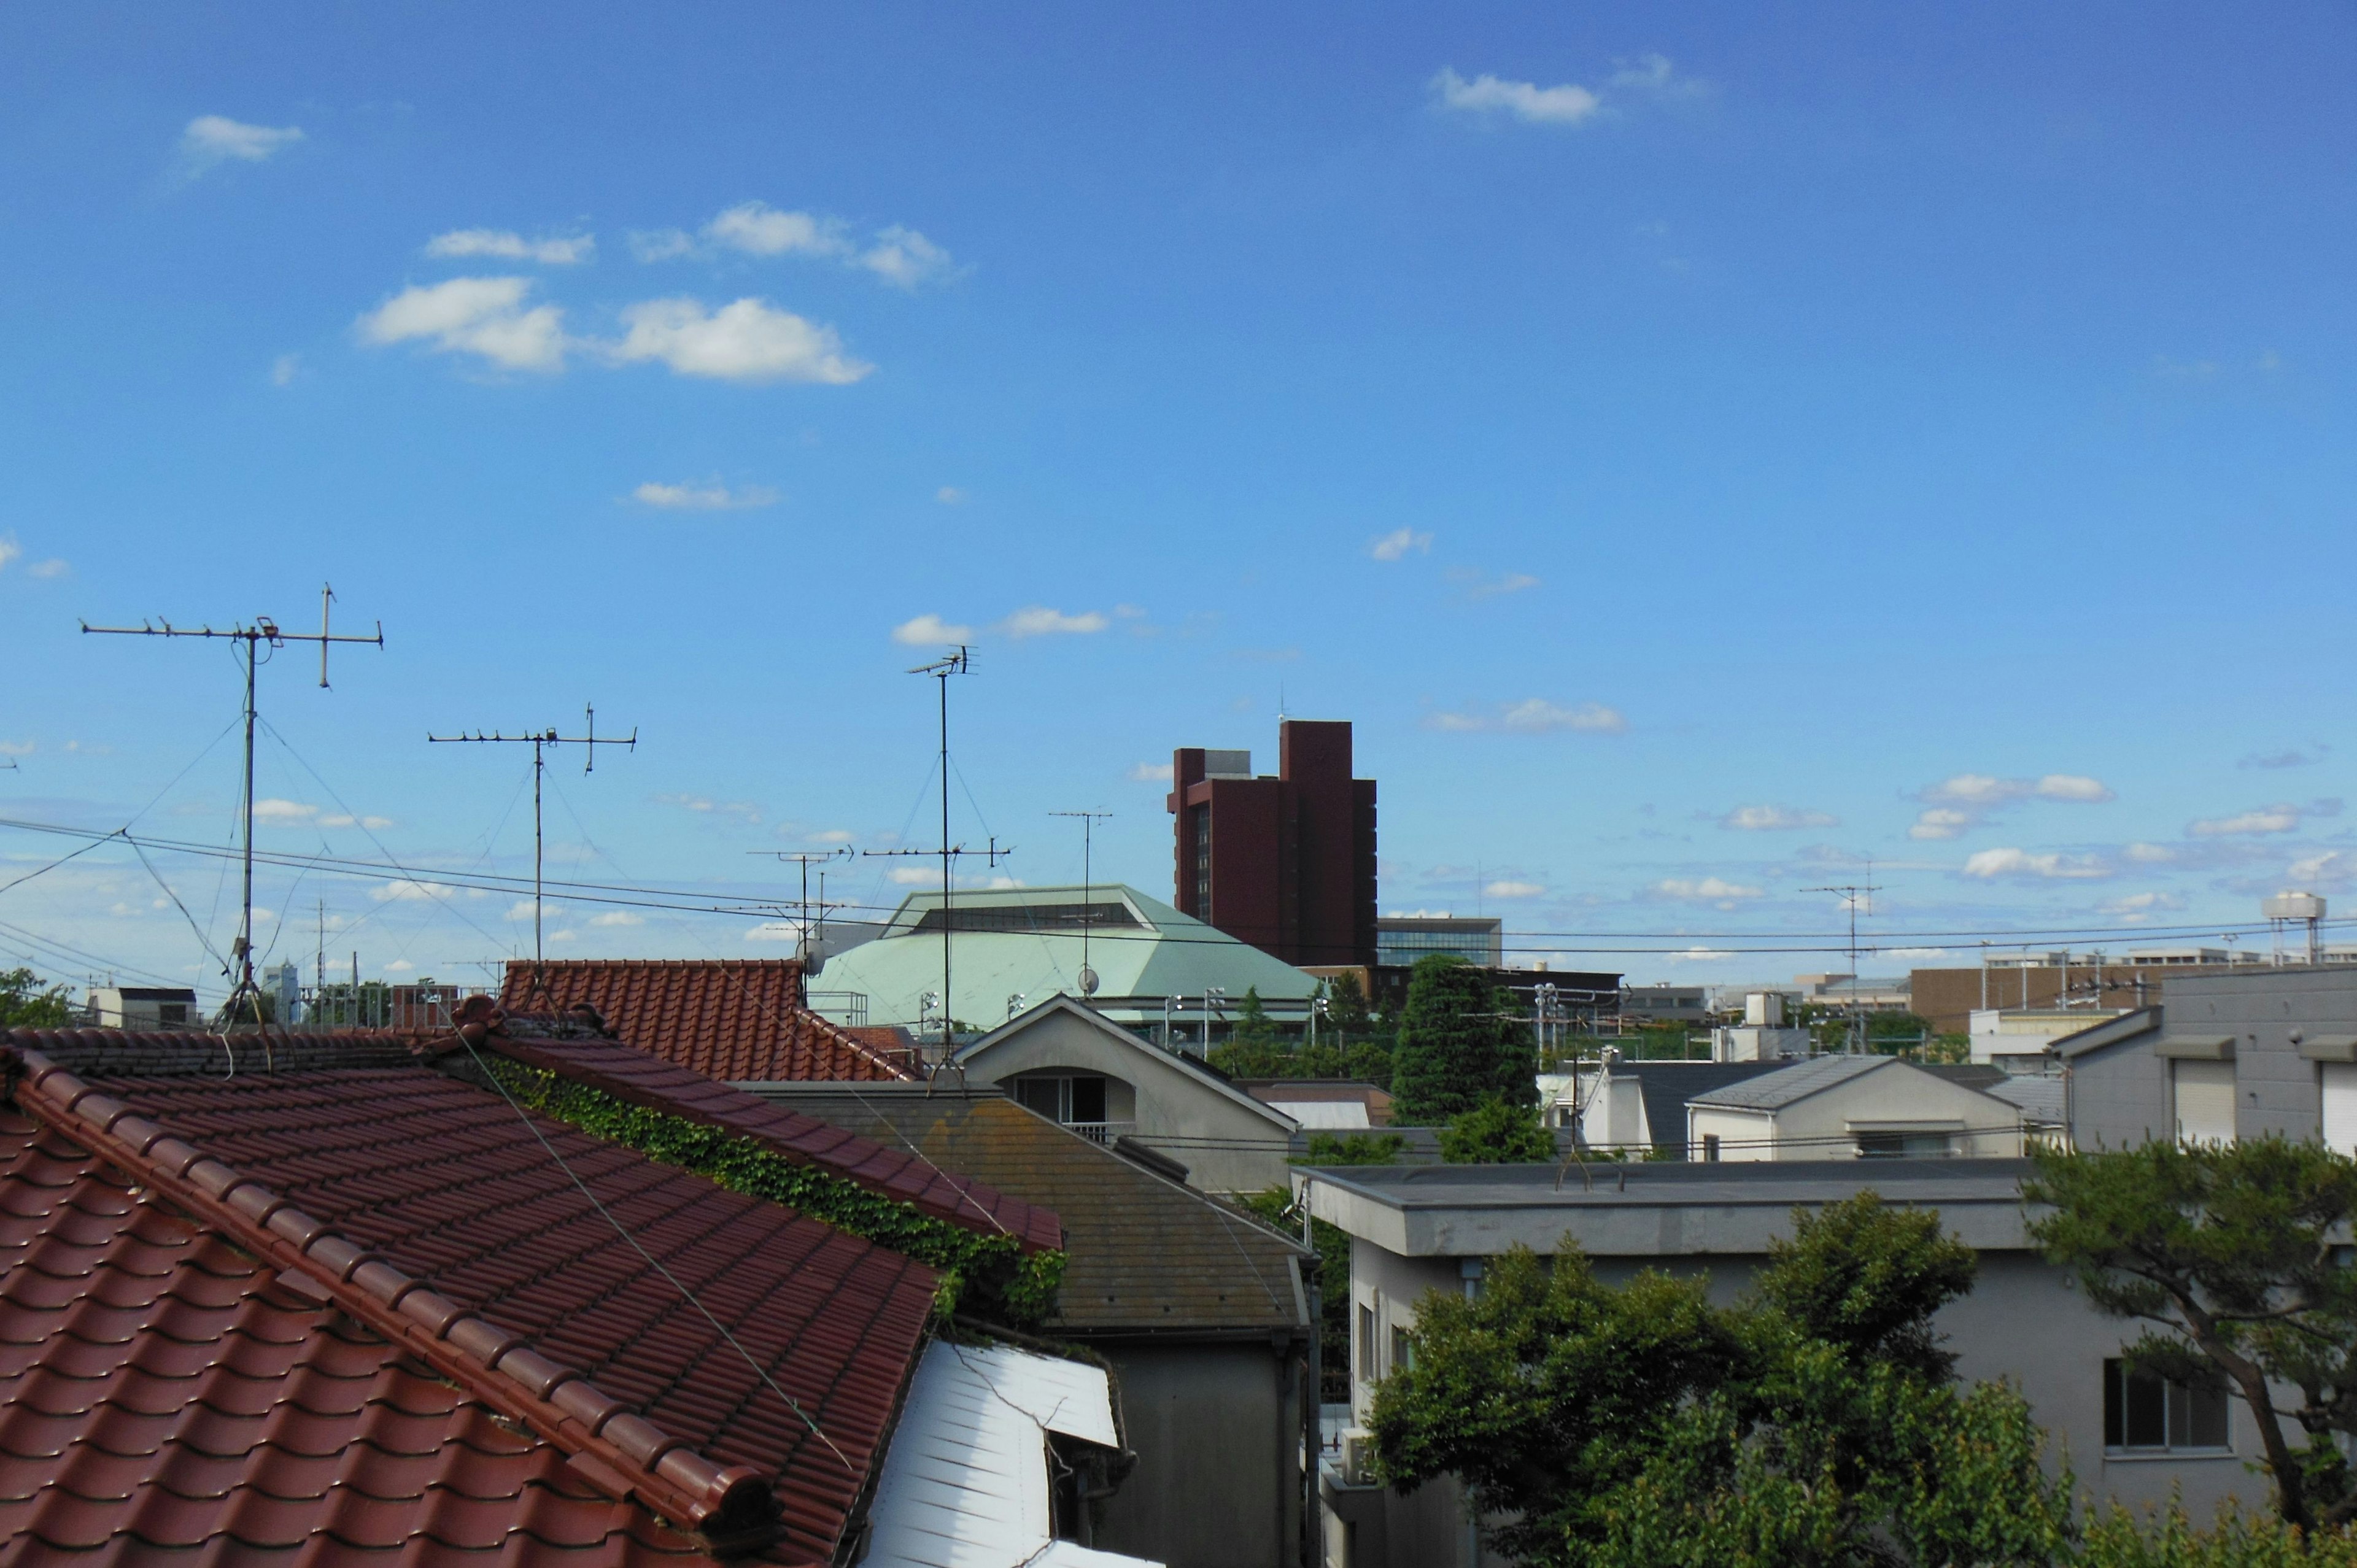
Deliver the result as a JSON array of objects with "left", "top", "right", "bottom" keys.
[
  {"left": 1358, "top": 1304, "right": 1376, "bottom": 1381},
  {"left": 2104, "top": 1359, "right": 2229, "bottom": 1452},
  {"left": 1012, "top": 1076, "right": 1062, "bottom": 1119},
  {"left": 1854, "top": 1131, "right": 1952, "bottom": 1159},
  {"left": 1191, "top": 806, "right": 1211, "bottom": 917},
  {"left": 157, "top": 1003, "right": 188, "bottom": 1025},
  {"left": 1389, "top": 1326, "right": 1412, "bottom": 1375},
  {"left": 1702, "top": 1134, "right": 1722, "bottom": 1163},
  {"left": 2173, "top": 1060, "right": 2237, "bottom": 1146}
]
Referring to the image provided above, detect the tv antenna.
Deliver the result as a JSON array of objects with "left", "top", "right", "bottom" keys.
[
  {"left": 82, "top": 585, "right": 384, "bottom": 1028},
  {"left": 428, "top": 703, "right": 635, "bottom": 1004},
  {"left": 1802, "top": 861, "right": 1879, "bottom": 1054},
  {"left": 750, "top": 847, "right": 853, "bottom": 972},
  {"left": 1049, "top": 811, "right": 1112, "bottom": 996},
  {"left": 864, "top": 646, "right": 1013, "bottom": 1060}
]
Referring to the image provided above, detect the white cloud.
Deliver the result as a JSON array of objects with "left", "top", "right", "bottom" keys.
[
  {"left": 1001, "top": 606, "right": 1109, "bottom": 638},
  {"left": 1129, "top": 761, "right": 1175, "bottom": 783},
  {"left": 1370, "top": 527, "right": 1433, "bottom": 561},
  {"left": 937, "top": 486, "right": 967, "bottom": 505},
  {"left": 589, "top": 910, "right": 644, "bottom": 927},
  {"left": 1430, "top": 68, "right": 1602, "bottom": 125},
  {"left": 2101, "top": 892, "right": 2186, "bottom": 919},
  {"left": 250, "top": 798, "right": 317, "bottom": 822},
  {"left": 2291, "top": 852, "right": 2347, "bottom": 883},
  {"left": 606, "top": 296, "right": 870, "bottom": 384},
  {"left": 372, "top": 879, "right": 447, "bottom": 902},
  {"left": 705, "top": 203, "right": 849, "bottom": 258},
  {"left": 1960, "top": 848, "right": 2109, "bottom": 881},
  {"left": 1910, "top": 808, "right": 1973, "bottom": 841},
  {"left": 1425, "top": 698, "right": 1627, "bottom": 735},
  {"left": 180, "top": 115, "right": 303, "bottom": 171},
  {"left": 2126, "top": 842, "right": 2177, "bottom": 863},
  {"left": 1664, "top": 946, "right": 1735, "bottom": 964},
  {"left": 355, "top": 276, "right": 568, "bottom": 373},
  {"left": 858, "top": 226, "right": 956, "bottom": 288},
  {"left": 1652, "top": 876, "right": 1763, "bottom": 902},
  {"left": 2036, "top": 774, "right": 2115, "bottom": 803},
  {"left": 271, "top": 353, "right": 301, "bottom": 387},
  {"left": 26, "top": 558, "right": 66, "bottom": 578},
  {"left": 888, "top": 866, "right": 936, "bottom": 886},
  {"left": 0, "top": 536, "right": 19, "bottom": 574},
  {"left": 808, "top": 828, "right": 855, "bottom": 844},
  {"left": 318, "top": 813, "right": 393, "bottom": 829},
  {"left": 508, "top": 898, "right": 553, "bottom": 921},
  {"left": 2243, "top": 746, "right": 2328, "bottom": 770},
  {"left": 0, "top": 740, "right": 30, "bottom": 756},
  {"left": 629, "top": 228, "right": 698, "bottom": 262},
  {"left": 1884, "top": 947, "right": 1953, "bottom": 962},
  {"left": 745, "top": 921, "right": 802, "bottom": 943},
  {"left": 426, "top": 229, "right": 595, "bottom": 265},
  {"left": 1454, "top": 570, "right": 1541, "bottom": 600},
  {"left": 1924, "top": 772, "right": 2115, "bottom": 806},
  {"left": 630, "top": 480, "right": 779, "bottom": 511},
  {"left": 384, "top": 959, "right": 415, "bottom": 974},
  {"left": 1483, "top": 879, "right": 1547, "bottom": 899},
  {"left": 893, "top": 613, "right": 973, "bottom": 647},
  {"left": 1720, "top": 805, "right": 1837, "bottom": 832},
  {"left": 2189, "top": 805, "right": 2304, "bottom": 836}
]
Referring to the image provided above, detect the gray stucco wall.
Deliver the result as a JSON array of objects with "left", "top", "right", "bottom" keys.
[
  {"left": 2071, "top": 967, "right": 2357, "bottom": 1149},
  {"left": 1094, "top": 1338, "right": 1307, "bottom": 1568}
]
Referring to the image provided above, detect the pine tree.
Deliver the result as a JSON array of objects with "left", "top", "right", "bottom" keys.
[{"left": 1390, "top": 956, "right": 1522, "bottom": 1124}]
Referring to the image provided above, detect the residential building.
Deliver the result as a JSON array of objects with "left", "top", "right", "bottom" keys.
[
  {"left": 1550, "top": 1057, "right": 1787, "bottom": 1153},
  {"left": 1686, "top": 1054, "right": 2025, "bottom": 1161},
  {"left": 1167, "top": 719, "right": 1377, "bottom": 970},
  {"left": 84, "top": 985, "right": 196, "bottom": 1028},
  {"left": 2057, "top": 966, "right": 2357, "bottom": 1152},
  {"left": 1374, "top": 915, "right": 1501, "bottom": 969},
  {"left": 1243, "top": 1079, "right": 1395, "bottom": 1130},
  {"left": 1970, "top": 1005, "right": 2133, "bottom": 1067},
  {"left": 498, "top": 956, "right": 919, "bottom": 1079},
  {"left": 808, "top": 882, "right": 1321, "bottom": 1044},
  {"left": 749, "top": 1080, "right": 1318, "bottom": 1568},
  {"left": 954, "top": 994, "right": 1302, "bottom": 1192},
  {"left": 0, "top": 1014, "right": 1163, "bottom": 1566},
  {"left": 1299, "top": 1159, "right": 2266, "bottom": 1568}
]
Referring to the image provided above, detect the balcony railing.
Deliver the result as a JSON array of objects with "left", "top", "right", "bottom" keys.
[{"left": 1062, "top": 1120, "right": 1139, "bottom": 1146}]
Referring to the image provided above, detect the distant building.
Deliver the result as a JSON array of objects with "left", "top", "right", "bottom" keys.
[
  {"left": 1911, "top": 953, "right": 2256, "bottom": 1032},
  {"left": 1970, "top": 1006, "right": 2134, "bottom": 1067},
  {"left": 1619, "top": 982, "right": 1709, "bottom": 1025},
  {"left": 86, "top": 987, "right": 196, "bottom": 1029},
  {"left": 267, "top": 962, "right": 301, "bottom": 1023},
  {"left": 1684, "top": 1054, "right": 2025, "bottom": 1162},
  {"left": 1374, "top": 914, "right": 1501, "bottom": 969},
  {"left": 1167, "top": 719, "right": 1376, "bottom": 969}
]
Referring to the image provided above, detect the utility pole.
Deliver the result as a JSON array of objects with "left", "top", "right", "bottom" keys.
[
  {"left": 864, "top": 647, "right": 1010, "bottom": 1062},
  {"left": 429, "top": 703, "right": 635, "bottom": 1005},
  {"left": 1803, "top": 863, "right": 1879, "bottom": 1055},
  {"left": 82, "top": 585, "right": 384, "bottom": 1027},
  {"left": 1049, "top": 809, "right": 1112, "bottom": 997}
]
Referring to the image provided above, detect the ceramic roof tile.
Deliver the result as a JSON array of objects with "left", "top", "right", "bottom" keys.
[
  {"left": 1, "top": 1030, "right": 951, "bottom": 1564},
  {"left": 498, "top": 962, "right": 918, "bottom": 1083}
]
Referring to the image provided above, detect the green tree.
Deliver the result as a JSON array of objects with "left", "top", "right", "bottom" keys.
[
  {"left": 1326, "top": 969, "right": 1372, "bottom": 1035},
  {"left": 1233, "top": 985, "right": 1275, "bottom": 1046},
  {"left": 1439, "top": 1097, "right": 1554, "bottom": 1164},
  {"left": 2026, "top": 1137, "right": 2357, "bottom": 1530},
  {"left": 1298, "top": 1131, "right": 1407, "bottom": 1165},
  {"left": 0, "top": 968, "right": 74, "bottom": 1027},
  {"left": 1390, "top": 955, "right": 1533, "bottom": 1124},
  {"left": 1371, "top": 1192, "right": 2072, "bottom": 1568}
]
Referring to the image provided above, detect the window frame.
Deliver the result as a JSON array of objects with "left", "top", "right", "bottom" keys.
[{"left": 2102, "top": 1357, "right": 2231, "bottom": 1454}]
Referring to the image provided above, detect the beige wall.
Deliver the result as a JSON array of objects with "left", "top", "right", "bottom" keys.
[{"left": 1690, "top": 1064, "right": 2022, "bottom": 1161}]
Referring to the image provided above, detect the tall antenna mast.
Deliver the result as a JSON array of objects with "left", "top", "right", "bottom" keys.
[
  {"left": 751, "top": 848, "right": 852, "bottom": 976},
  {"left": 864, "top": 647, "right": 1012, "bottom": 1060},
  {"left": 1049, "top": 810, "right": 1112, "bottom": 996},
  {"left": 82, "top": 585, "right": 384, "bottom": 1027},
  {"left": 429, "top": 703, "right": 635, "bottom": 1005},
  {"left": 1803, "top": 861, "right": 1880, "bottom": 1055}
]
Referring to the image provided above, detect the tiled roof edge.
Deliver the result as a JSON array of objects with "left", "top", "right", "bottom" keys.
[
  {"left": 796, "top": 1009, "right": 922, "bottom": 1081},
  {"left": 3, "top": 1044, "right": 784, "bottom": 1555}
]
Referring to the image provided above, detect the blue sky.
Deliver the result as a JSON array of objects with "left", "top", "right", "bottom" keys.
[{"left": 3, "top": 2, "right": 2354, "bottom": 1000}]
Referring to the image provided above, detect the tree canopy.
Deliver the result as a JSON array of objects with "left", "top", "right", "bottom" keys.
[
  {"left": 1370, "top": 1192, "right": 2072, "bottom": 1568},
  {"left": 2026, "top": 1136, "right": 2357, "bottom": 1530},
  {"left": 1388, "top": 954, "right": 1535, "bottom": 1125},
  {"left": 0, "top": 968, "right": 74, "bottom": 1028},
  {"left": 1438, "top": 1097, "right": 1554, "bottom": 1164}
]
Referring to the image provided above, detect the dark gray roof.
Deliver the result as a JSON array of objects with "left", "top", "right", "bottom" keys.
[
  {"left": 1982, "top": 1074, "right": 2067, "bottom": 1126},
  {"left": 1687, "top": 1052, "right": 1889, "bottom": 1110},
  {"left": 1311, "top": 1155, "right": 2034, "bottom": 1212},
  {"left": 1924, "top": 1064, "right": 2008, "bottom": 1092},
  {"left": 1603, "top": 1060, "right": 1789, "bottom": 1150}
]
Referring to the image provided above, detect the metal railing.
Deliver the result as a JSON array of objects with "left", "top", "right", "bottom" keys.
[
  {"left": 1062, "top": 1119, "right": 1139, "bottom": 1146},
  {"left": 804, "top": 990, "right": 870, "bottom": 1027}
]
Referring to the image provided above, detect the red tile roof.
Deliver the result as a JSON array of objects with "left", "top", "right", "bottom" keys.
[
  {"left": 0, "top": 1107, "right": 708, "bottom": 1564},
  {"left": 1, "top": 1030, "right": 950, "bottom": 1564},
  {"left": 499, "top": 961, "right": 919, "bottom": 1083}
]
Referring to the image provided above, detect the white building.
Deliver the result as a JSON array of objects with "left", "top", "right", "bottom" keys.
[{"left": 1685, "top": 1054, "right": 2024, "bottom": 1161}]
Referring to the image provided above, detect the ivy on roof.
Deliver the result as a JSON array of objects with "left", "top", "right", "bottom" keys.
[{"left": 479, "top": 1056, "right": 1065, "bottom": 1328}]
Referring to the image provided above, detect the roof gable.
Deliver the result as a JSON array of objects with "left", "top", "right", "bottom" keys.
[
  {"left": 1687, "top": 1053, "right": 1894, "bottom": 1111},
  {"left": 956, "top": 995, "right": 1299, "bottom": 1132}
]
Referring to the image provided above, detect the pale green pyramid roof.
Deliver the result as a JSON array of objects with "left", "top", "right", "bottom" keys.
[{"left": 808, "top": 882, "right": 1318, "bottom": 1030}]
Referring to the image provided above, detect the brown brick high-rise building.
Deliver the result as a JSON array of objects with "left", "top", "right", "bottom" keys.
[{"left": 1167, "top": 719, "right": 1377, "bottom": 970}]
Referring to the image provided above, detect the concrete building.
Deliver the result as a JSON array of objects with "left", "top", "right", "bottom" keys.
[
  {"left": 1299, "top": 1159, "right": 2267, "bottom": 1568},
  {"left": 1167, "top": 719, "right": 1377, "bottom": 970},
  {"left": 1970, "top": 1006, "right": 2134, "bottom": 1067},
  {"left": 1617, "top": 982, "right": 1709, "bottom": 1025},
  {"left": 1685, "top": 1054, "right": 2025, "bottom": 1162},
  {"left": 953, "top": 994, "right": 1302, "bottom": 1192},
  {"left": 2057, "top": 966, "right": 2357, "bottom": 1153},
  {"left": 1552, "top": 1057, "right": 1786, "bottom": 1153},
  {"left": 1911, "top": 954, "right": 2254, "bottom": 1033},
  {"left": 1373, "top": 915, "right": 1501, "bottom": 969},
  {"left": 85, "top": 986, "right": 196, "bottom": 1029},
  {"left": 806, "top": 882, "right": 1320, "bottom": 1042}
]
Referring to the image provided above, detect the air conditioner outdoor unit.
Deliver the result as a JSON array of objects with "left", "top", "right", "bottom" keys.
[{"left": 1339, "top": 1427, "right": 1379, "bottom": 1486}]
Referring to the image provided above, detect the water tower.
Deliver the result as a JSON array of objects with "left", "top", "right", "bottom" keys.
[{"left": 2263, "top": 890, "right": 2326, "bottom": 965}]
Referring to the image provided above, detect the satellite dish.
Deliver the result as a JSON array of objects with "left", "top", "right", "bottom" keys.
[{"left": 1078, "top": 966, "right": 1100, "bottom": 997}]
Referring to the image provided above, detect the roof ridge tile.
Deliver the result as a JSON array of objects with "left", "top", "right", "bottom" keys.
[{"left": 6, "top": 1045, "right": 781, "bottom": 1555}]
